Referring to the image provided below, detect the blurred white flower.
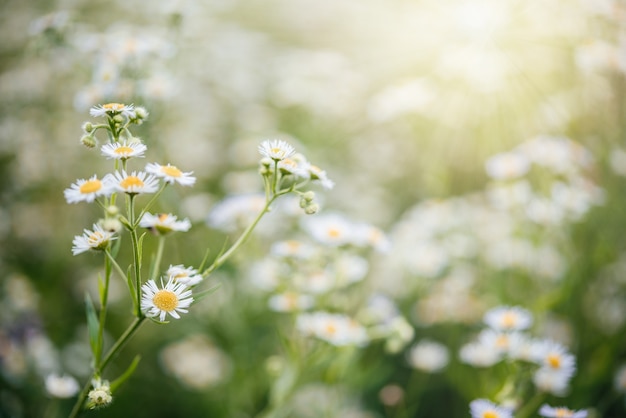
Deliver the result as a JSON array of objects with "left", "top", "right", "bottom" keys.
[
  {"left": 485, "top": 151, "right": 530, "bottom": 180},
  {"left": 45, "top": 373, "right": 79, "bottom": 398},
  {"left": 166, "top": 264, "right": 204, "bottom": 286},
  {"left": 206, "top": 194, "right": 266, "bottom": 232},
  {"left": 296, "top": 311, "right": 368, "bottom": 346},
  {"left": 139, "top": 213, "right": 191, "bottom": 235},
  {"left": 268, "top": 291, "right": 314, "bottom": 312},
  {"left": 89, "top": 102, "right": 135, "bottom": 118},
  {"left": 469, "top": 399, "right": 513, "bottom": 418},
  {"left": 408, "top": 340, "right": 449, "bottom": 373},
  {"left": 483, "top": 306, "right": 533, "bottom": 332},
  {"left": 539, "top": 404, "right": 588, "bottom": 418}
]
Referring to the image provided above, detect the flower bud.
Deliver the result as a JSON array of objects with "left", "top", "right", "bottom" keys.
[
  {"left": 99, "top": 218, "right": 123, "bottom": 234},
  {"left": 105, "top": 205, "right": 119, "bottom": 216},
  {"left": 302, "top": 191, "right": 315, "bottom": 202},
  {"left": 112, "top": 114, "right": 124, "bottom": 124},
  {"left": 134, "top": 106, "right": 149, "bottom": 120},
  {"left": 80, "top": 135, "right": 97, "bottom": 148},
  {"left": 304, "top": 202, "right": 319, "bottom": 215},
  {"left": 82, "top": 122, "right": 94, "bottom": 133}
]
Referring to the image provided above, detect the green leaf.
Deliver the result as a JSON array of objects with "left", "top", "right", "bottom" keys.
[
  {"left": 111, "top": 234, "right": 123, "bottom": 258},
  {"left": 84, "top": 292, "right": 100, "bottom": 360},
  {"left": 126, "top": 264, "right": 137, "bottom": 303},
  {"left": 110, "top": 355, "right": 141, "bottom": 393},
  {"left": 97, "top": 274, "right": 106, "bottom": 307},
  {"left": 192, "top": 283, "right": 222, "bottom": 304},
  {"left": 197, "top": 246, "right": 212, "bottom": 273}
]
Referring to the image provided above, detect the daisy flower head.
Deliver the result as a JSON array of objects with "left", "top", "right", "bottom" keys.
[
  {"left": 483, "top": 305, "right": 533, "bottom": 332},
  {"left": 296, "top": 311, "right": 368, "bottom": 346},
  {"left": 166, "top": 264, "right": 203, "bottom": 286},
  {"left": 90, "top": 102, "right": 135, "bottom": 118},
  {"left": 278, "top": 157, "right": 311, "bottom": 178},
  {"left": 532, "top": 340, "right": 576, "bottom": 377},
  {"left": 268, "top": 291, "right": 314, "bottom": 312},
  {"left": 469, "top": 399, "right": 513, "bottom": 418},
  {"left": 64, "top": 175, "right": 114, "bottom": 204},
  {"left": 101, "top": 140, "right": 147, "bottom": 160},
  {"left": 258, "top": 139, "right": 296, "bottom": 161},
  {"left": 72, "top": 224, "right": 116, "bottom": 255},
  {"left": 145, "top": 162, "right": 196, "bottom": 186},
  {"left": 106, "top": 170, "right": 159, "bottom": 195},
  {"left": 308, "top": 164, "right": 335, "bottom": 189},
  {"left": 141, "top": 279, "right": 193, "bottom": 322},
  {"left": 87, "top": 378, "right": 112, "bottom": 409},
  {"left": 139, "top": 213, "right": 191, "bottom": 235},
  {"left": 539, "top": 404, "right": 588, "bottom": 418}
]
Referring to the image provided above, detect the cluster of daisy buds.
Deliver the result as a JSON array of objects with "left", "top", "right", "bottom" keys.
[
  {"left": 80, "top": 103, "right": 149, "bottom": 149},
  {"left": 257, "top": 139, "right": 333, "bottom": 215}
]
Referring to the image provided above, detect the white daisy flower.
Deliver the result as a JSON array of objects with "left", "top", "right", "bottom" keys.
[
  {"left": 308, "top": 164, "right": 335, "bottom": 189},
  {"left": 72, "top": 224, "right": 116, "bottom": 255},
  {"left": 141, "top": 279, "right": 193, "bottom": 322},
  {"left": 139, "top": 213, "right": 191, "bottom": 235},
  {"left": 539, "top": 404, "right": 588, "bottom": 418},
  {"left": 483, "top": 306, "right": 533, "bottom": 332},
  {"left": 296, "top": 311, "right": 368, "bottom": 346},
  {"left": 469, "top": 399, "right": 513, "bottom": 418},
  {"left": 532, "top": 340, "right": 576, "bottom": 377},
  {"left": 278, "top": 157, "right": 310, "bottom": 178},
  {"left": 145, "top": 162, "right": 196, "bottom": 186},
  {"left": 101, "top": 141, "right": 147, "bottom": 160},
  {"left": 533, "top": 367, "right": 573, "bottom": 396},
  {"left": 258, "top": 139, "right": 296, "bottom": 161},
  {"left": 45, "top": 373, "right": 80, "bottom": 398},
  {"left": 166, "top": 264, "right": 204, "bottom": 286},
  {"left": 106, "top": 170, "right": 159, "bottom": 195},
  {"left": 408, "top": 339, "right": 449, "bottom": 373},
  {"left": 485, "top": 151, "right": 531, "bottom": 180},
  {"left": 270, "top": 240, "right": 316, "bottom": 259},
  {"left": 90, "top": 102, "right": 135, "bottom": 118},
  {"left": 64, "top": 175, "right": 114, "bottom": 204},
  {"left": 459, "top": 341, "right": 502, "bottom": 367},
  {"left": 301, "top": 213, "right": 355, "bottom": 247},
  {"left": 268, "top": 291, "right": 314, "bottom": 312}
]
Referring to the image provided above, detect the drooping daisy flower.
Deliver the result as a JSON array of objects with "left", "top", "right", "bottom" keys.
[
  {"left": 539, "top": 404, "right": 588, "bottom": 418},
  {"left": 45, "top": 373, "right": 80, "bottom": 398},
  {"left": 90, "top": 102, "right": 135, "bottom": 118},
  {"left": 469, "top": 399, "right": 513, "bottom": 418},
  {"left": 141, "top": 279, "right": 193, "bottom": 322},
  {"left": 87, "top": 378, "right": 113, "bottom": 409},
  {"left": 166, "top": 264, "right": 203, "bottom": 286},
  {"left": 72, "top": 224, "right": 116, "bottom": 255},
  {"left": 258, "top": 139, "right": 296, "bottom": 161},
  {"left": 308, "top": 164, "right": 335, "bottom": 189},
  {"left": 106, "top": 170, "right": 159, "bottom": 195},
  {"left": 139, "top": 213, "right": 191, "bottom": 235},
  {"left": 408, "top": 340, "right": 450, "bottom": 373},
  {"left": 101, "top": 141, "right": 147, "bottom": 160},
  {"left": 145, "top": 162, "right": 196, "bottom": 186},
  {"left": 64, "top": 175, "right": 114, "bottom": 204},
  {"left": 278, "top": 157, "right": 310, "bottom": 178},
  {"left": 483, "top": 306, "right": 533, "bottom": 332}
]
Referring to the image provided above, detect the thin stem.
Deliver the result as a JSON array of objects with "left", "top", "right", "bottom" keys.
[
  {"left": 150, "top": 236, "right": 166, "bottom": 282},
  {"left": 127, "top": 194, "right": 142, "bottom": 316},
  {"left": 203, "top": 195, "right": 276, "bottom": 277},
  {"left": 516, "top": 391, "right": 546, "bottom": 418},
  {"left": 134, "top": 183, "right": 168, "bottom": 227},
  {"left": 68, "top": 317, "right": 146, "bottom": 418},
  {"left": 94, "top": 257, "right": 112, "bottom": 369}
]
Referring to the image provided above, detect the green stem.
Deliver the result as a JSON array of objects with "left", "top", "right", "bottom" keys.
[
  {"left": 68, "top": 317, "right": 146, "bottom": 418},
  {"left": 94, "top": 257, "right": 112, "bottom": 369},
  {"left": 203, "top": 195, "right": 276, "bottom": 277},
  {"left": 516, "top": 391, "right": 545, "bottom": 418},
  {"left": 150, "top": 236, "right": 166, "bottom": 282},
  {"left": 126, "top": 194, "right": 142, "bottom": 316},
  {"left": 134, "top": 183, "right": 168, "bottom": 227}
]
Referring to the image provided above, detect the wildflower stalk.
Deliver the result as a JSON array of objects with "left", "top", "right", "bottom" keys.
[
  {"left": 515, "top": 391, "right": 546, "bottom": 418},
  {"left": 69, "top": 317, "right": 146, "bottom": 418}
]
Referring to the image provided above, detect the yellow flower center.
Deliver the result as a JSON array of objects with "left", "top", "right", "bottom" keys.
[
  {"left": 174, "top": 272, "right": 188, "bottom": 280},
  {"left": 114, "top": 146, "right": 134, "bottom": 155},
  {"left": 495, "top": 335, "right": 509, "bottom": 349},
  {"left": 153, "top": 290, "right": 179, "bottom": 312},
  {"left": 79, "top": 179, "right": 102, "bottom": 194},
  {"left": 327, "top": 228, "right": 341, "bottom": 238},
  {"left": 120, "top": 176, "right": 144, "bottom": 190},
  {"left": 554, "top": 408, "right": 573, "bottom": 418},
  {"left": 87, "top": 231, "right": 105, "bottom": 246},
  {"left": 161, "top": 165, "right": 182, "bottom": 177},
  {"left": 103, "top": 103, "right": 125, "bottom": 111},
  {"left": 158, "top": 213, "right": 169, "bottom": 222},
  {"left": 500, "top": 312, "right": 517, "bottom": 328},
  {"left": 325, "top": 323, "right": 337, "bottom": 335},
  {"left": 482, "top": 411, "right": 499, "bottom": 418},
  {"left": 547, "top": 354, "right": 561, "bottom": 368}
]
